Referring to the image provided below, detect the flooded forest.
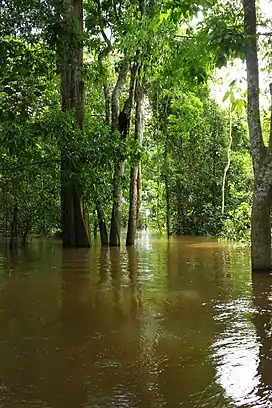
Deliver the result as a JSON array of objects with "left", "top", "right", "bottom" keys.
[{"left": 1, "top": 0, "right": 272, "bottom": 406}]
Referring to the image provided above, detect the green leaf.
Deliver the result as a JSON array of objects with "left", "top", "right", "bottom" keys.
[{"left": 222, "top": 90, "right": 230, "bottom": 102}]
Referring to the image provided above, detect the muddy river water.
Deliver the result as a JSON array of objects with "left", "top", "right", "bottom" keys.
[{"left": 0, "top": 234, "right": 271, "bottom": 407}]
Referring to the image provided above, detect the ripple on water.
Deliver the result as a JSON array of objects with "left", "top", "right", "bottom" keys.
[{"left": 212, "top": 298, "right": 265, "bottom": 407}]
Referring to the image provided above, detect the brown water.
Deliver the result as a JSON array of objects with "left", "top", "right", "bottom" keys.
[{"left": 0, "top": 233, "right": 271, "bottom": 408}]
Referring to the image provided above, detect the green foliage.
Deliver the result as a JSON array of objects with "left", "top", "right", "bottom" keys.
[
  {"left": 145, "top": 71, "right": 253, "bottom": 240},
  {"left": 198, "top": 1, "right": 245, "bottom": 68},
  {"left": 0, "top": 115, "right": 60, "bottom": 240},
  {"left": 221, "top": 202, "right": 251, "bottom": 242},
  {"left": 0, "top": 37, "right": 58, "bottom": 120},
  {"left": 0, "top": 0, "right": 258, "bottom": 245}
]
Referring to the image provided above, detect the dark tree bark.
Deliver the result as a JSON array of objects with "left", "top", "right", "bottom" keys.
[
  {"left": 110, "top": 62, "right": 139, "bottom": 246},
  {"left": 243, "top": 0, "right": 272, "bottom": 271},
  {"left": 22, "top": 221, "right": 32, "bottom": 246},
  {"left": 126, "top": 86, "right": 145, "bottom": 246},
  {"left": 111, "top": 60, "right": 129, "bottom": 131},
  {"left": 97, "top": 205, "right": 109, "bottom": 246},
  {"left": 60, "top": 0, "right": 90, "bottom": 248}
]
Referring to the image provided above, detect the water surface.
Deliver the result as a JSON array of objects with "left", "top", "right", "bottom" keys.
[{"left": 0, "top": 233, "right": 271, "bottom": 407}]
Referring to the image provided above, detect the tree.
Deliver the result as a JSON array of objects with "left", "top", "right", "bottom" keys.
[
  {"left": 126, "top": 82, "right": 146, "bottom": 246},
  {"left": 243, "top": 0, "right": 272, "bottom": 271},
  {"left": 109, "top": 60, "right": 139, "bottom": 246},
  {"left": 59, "top": 0, "right": 90, "bottom": 247}
]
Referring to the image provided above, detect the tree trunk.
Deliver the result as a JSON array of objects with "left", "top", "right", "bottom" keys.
[
  {"left": 165, "top": 175, "right": 171, "bottom": 237},
  {"left": 98, "top": 51, "right": 111, "bottom": 125},
  {"left": 136, "top": 162, "right": 141, "bottom": 228},
  {"left": 243, "top": 0, "right": 265, "bottom": 173},
  {"left": 22, "top": 225, "right": 31, "bottom": 246},
  {"left": 126, "top": 86, "right": 145, "bottom": 246},
  {"left": 73, "top": 189, "right": 90, "bottom": 247},
  {"left": 110, "top": 160, "right": 125, "bottom": 246},
  {"left": 164, "top": 133, "right": 171, "bottom": 237},
  {"left": 221, "top": 105, "right": 232, "bottom": 215},
  {"left": 126, "top": 166, "right": 139, "bottom": 246},
  {"left": 60, "top": 0, "right": 90, "bottom": 248},
  {"left": 243, "top": 0, "right": 272, "bottom": 271},
  {"left": 97, "top": 205, "right": 109, "bottom": 246},
  {"left": 104, "top": 86, "right": 111, "bottom": 125},
  {"left": 110, "top": 62, "right": 139, "bottom": 246},
  {"left": 93, "top": 213, "right": 98, "bottom": 240},
  {"left": 111, "top": 60, "right": 129, "bottom": 131},
  {"left": 108, "top": 61, "right": 129, "bottom": 247},
  {"left": 9, "top": 201, "right": 18, "bottom": 250},
  {"left": 251, "top": 190, "right": 271, "bottom": 271}
]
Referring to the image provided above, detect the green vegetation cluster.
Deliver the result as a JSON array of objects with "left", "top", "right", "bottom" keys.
[{"left": 0, "top": 0, "right": 269, "bottom": 250}]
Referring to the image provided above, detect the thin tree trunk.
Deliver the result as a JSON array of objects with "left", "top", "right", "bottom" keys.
[
  {"left": 110, "top": 161, "right": 125, "bottom": 246},
  {"left": 126, "top": 167, "right": 139, "bottom": 246},
  {"left": 136, "top": 162, "right": 141, "bottom": 228},
  {"left": 98, "top": 53, "right": 111, "bottom": 125},
  {"left": 96, "top": 0, "right": 111, "bottom": 125},
  {"left": 22, "top": 224, "right": 31, "bottom": 246},
  {"left": 104, "top": 86, "right": 111, "bottom": 125},
  {"left": 93, "top": 213, "right": 98, "bottom": 240},
  {"left": 126, "top": 87, "right": 145, "bottom": 246},
  {"left": 165, "top": 177, "right": 171, "bottom": 237},
  {"left": 269, "top": 83, "right": 272, "bottom": 147},
  {"left": 9, "top": 201, "right": 18, "bottom": 249},
  {"left": 164, "top": 133, "right": 171, "bottom": 237},
  {"left": 221, "top": 105, "right": 232, "bottom": 215},
  {"left": 110, "top": 62, "right": 139, "bottom": 246},
  {"left": 243, "top": 0, "right": 272, "bottom": 271},
  {"left": 60, "top": 0, "right": 90, "bottom": 248}
]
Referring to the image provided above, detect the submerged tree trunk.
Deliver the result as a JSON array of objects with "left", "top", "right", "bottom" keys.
[
  {"left": 251, "top": 192, "right": 271, "bottom": 271},
  {"left": 243, "top": 0, "right": 272, "bottom": 271},
  {"left": 126, "top": 87, "right": 145, "bottom": 246},
  {"left": 60, "top": 0, "right": 90, "bottom": 248},
  {"left": 110, "top": 62, "right": 139, "bottom": 246}
]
